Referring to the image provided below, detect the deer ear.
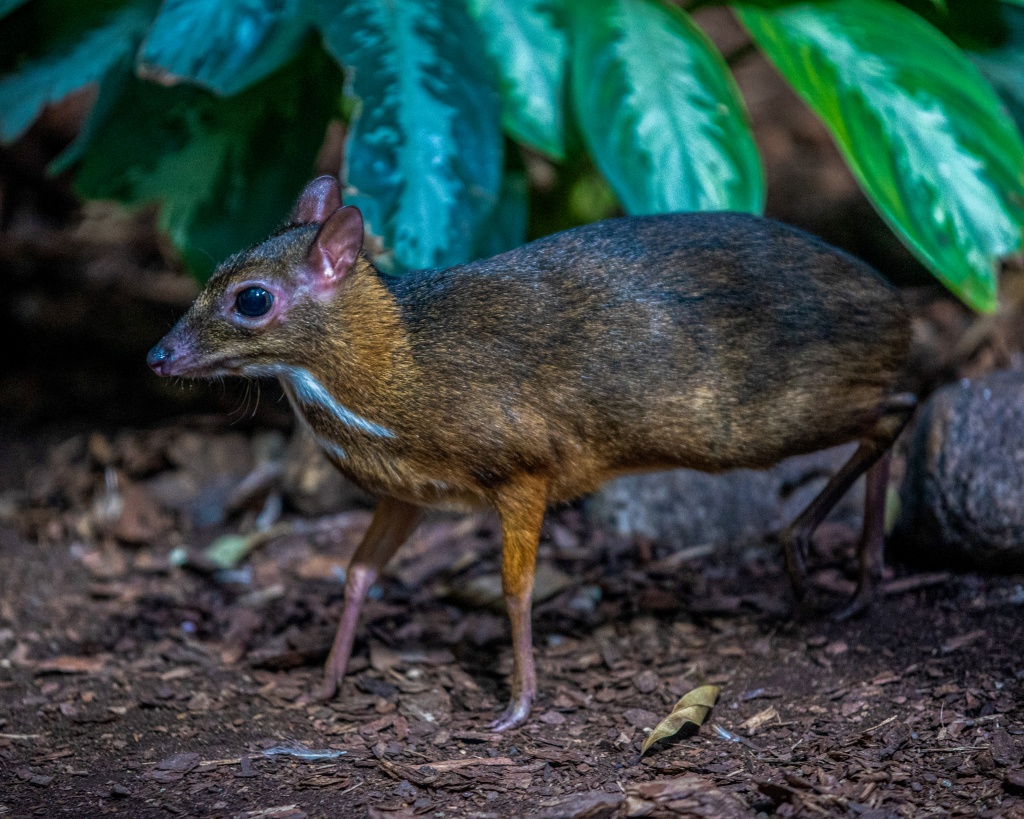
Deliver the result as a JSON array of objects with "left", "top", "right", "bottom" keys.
[
  {"left": 291, "top": 175, "right": 342, "bottom": 224},
  {"left": 307, "top": 205, "right": 364, "bottom": 287}
]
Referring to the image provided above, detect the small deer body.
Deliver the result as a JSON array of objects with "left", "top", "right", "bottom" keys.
[{"left": 149, "top": 177, "right": 914, "bottom": 730}]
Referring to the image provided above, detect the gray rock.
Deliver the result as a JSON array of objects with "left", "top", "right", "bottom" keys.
[
  {"left": 588, "top": 444, "right": 861, "bottom": 553},
  {"left": 895, "top": 369, "right": 1024, "bottom": 572}
]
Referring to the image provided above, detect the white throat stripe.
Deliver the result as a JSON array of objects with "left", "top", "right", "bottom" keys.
[
  {"left": 288, "top": 368, "right": 395, "bottom": 438},
  {"left": 251, "top": 365, "right": 395, "bottom": 439}
]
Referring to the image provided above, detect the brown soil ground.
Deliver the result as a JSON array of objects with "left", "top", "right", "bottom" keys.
[{"left": 1, "top": 421, "right": 1023, "bottom": 819}]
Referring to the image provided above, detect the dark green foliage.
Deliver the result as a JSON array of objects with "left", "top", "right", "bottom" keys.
[
  {"left": 0, "top": 0, "right": 1022, "bottom": 312},
  {"left": 570, "top": 0, "right": 763, "bottom": 216},
  {"left": 472, "top": 170, "right": 529, "bottom": 260},
  {"left": 75, "top": 41, "right": 341, "bottom": 277},
  {"left": 971, "top": 5, "right": 1024, "bottom": 141},
  {"left": 899, "top": 0, "right": 1008, "bottom": 49},
  {"left": 736, "top": 0, "right": 1024, "bottom": 313},
  {"left": 0, "top": 0, "right": 30, "bottom": 19},
  {"left": 138, "top": 0, "right": 309, "bottom": 95},
  {"left": 319, "top": 0, "right": 503, "bottom": 271},
  {"left": 0, "top": 0, "right": 157, "bottom": 141}
]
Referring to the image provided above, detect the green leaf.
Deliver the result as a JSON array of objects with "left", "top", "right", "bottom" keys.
[
  {"left": 735, "top": 0, "right": 1024, "bottom": 313},
  {"left": 0, "top": 1, "right": 154, "bottom": 142},
  {"left": 472, "top": 169, "right": 528, "bottom": 258},
  {"left": 75, "top": 42, "right": 341, "bottom": 277},
  {"left": 467, "top": 0, "right": 567, "bottom": 159},
  {"left": 970, "top": 5, "right": 1024, "bottom": 139},
  {"left": 570, "top": 0, "right": 764, "bottom": 216},
  {"left": 138, "top": 0, "right": 309, "bottom": 95},
  {"left": 319, "top": 0, "right": 504, "bottom": 271}
]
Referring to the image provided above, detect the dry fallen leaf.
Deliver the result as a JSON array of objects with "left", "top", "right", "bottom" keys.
[
  {"left": 739, "top": 705, "right": 779, "bottom": 734},
  {"left": 640, "top": 684, "right": 719, "bottom": 755}
]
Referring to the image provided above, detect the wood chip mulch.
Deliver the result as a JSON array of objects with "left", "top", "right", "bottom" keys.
[{"left": 0, "top": 424, "right": 1022, "bottom": 818}]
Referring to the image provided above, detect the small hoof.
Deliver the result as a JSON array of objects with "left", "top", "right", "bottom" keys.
[
  {"left": 489, "top": 696, "right": 533, "bottom": 732},
  {"left": 298, "top": 678, "right": 339, "bottom": 706},
  {"left": 832, "top": 589, "right": 874, "bottom": 622}
]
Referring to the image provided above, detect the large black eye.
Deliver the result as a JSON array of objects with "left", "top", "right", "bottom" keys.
[{"left": 235, "top": 286, "right": 273, "bottom": 317}]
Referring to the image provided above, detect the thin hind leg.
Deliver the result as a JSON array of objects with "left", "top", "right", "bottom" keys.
[
  {"left": 836, "top": 394, "right": 915, "bottom": 618},
  {"left": 832, "top": 450, "right": 891, "bottom": 621},
  {"left": 781, "top": 393, "right": 916, "bottom": 602},
  {"left": 780, "top": 443, "right": 885, "bottom": 600}
]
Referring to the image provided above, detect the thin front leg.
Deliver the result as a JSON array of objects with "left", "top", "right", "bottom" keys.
[
  {"left": 834, "top": 451, "right": 891, "bottom": 621},
  {"left": 490, "top": 474, "right": 549, "bottom": 732},
  {"left": 317, "top": 496, "right": 423, "bottom": 700}
]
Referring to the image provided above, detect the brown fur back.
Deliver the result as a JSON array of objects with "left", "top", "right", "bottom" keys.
[
  {"left": 165, "top": 212, "right": 910, "bottom": 508},
  {"left": 329, "top": 213, "right": 912, "bottom": 504}
]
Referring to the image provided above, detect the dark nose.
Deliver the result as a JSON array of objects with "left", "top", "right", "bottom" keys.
[{"left": 147, "top": 343, "right": 173, "bottom": 376}]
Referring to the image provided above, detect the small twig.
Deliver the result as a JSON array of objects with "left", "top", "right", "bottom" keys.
[
  {"left": 860, "top": 715, "right": 898, "bottom": 735},
  {"left": 421, "top": 757, "right": 516, "bottom": 772},
  {"left": 918, "top": 745, "right": 988, "bottom": 754}
]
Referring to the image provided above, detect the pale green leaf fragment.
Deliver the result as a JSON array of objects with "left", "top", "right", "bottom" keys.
[
  {"left": 641, "top": 684, "right": 720, "bottom": 755},
  {"left": 204, "top": 524, "right": 289, "bottom": 569},
  {"left": 884, "top": 485, "right": 901, "bottom": 535},
  {"left": 204, "top": 533, "right": 261, "bottom": 570}
]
